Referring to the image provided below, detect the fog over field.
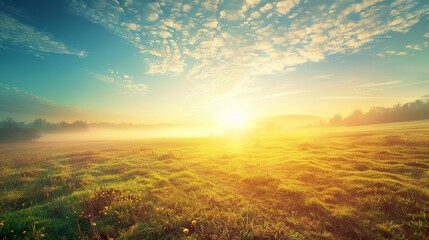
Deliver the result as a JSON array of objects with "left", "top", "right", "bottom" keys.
[
  {"left": 38, "top": 127, "right": 216, "bottom": 142},
  {"left": 1, "top": 121, "right": 429, "bottom": 239}
]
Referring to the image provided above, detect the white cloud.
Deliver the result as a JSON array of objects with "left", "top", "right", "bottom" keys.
[
  {"left": 378, "top": 50, "right": 407, "bottom": 57},
  {"left": 341, "top": 0, "right": 384, "bottom": 18},
  {"left": 162, "top": 19, "right": 183, "bottom": 31},
  {"left": 93, "top": 70, "right": 148, "bottom": 95},
  {"left": 260, "top": 3, "right": 273, "bottom": 12},
  {"left": 245, "top": 0, "right": 261, "bottom": 6},
  {"left": 425, "top": 33, "right": 429, "bottom": 38},
  {"left": 220, "top": 9, "right": 245, "bottom": 20},
  {"left": 148, "top": 2, "right": 163, "bottom": 14},
  {"left": 147, "top": 12, "right": 159, "bottom": 22},
  {"left": 405, "top": 44, "right": 422, "bottom": 51},
  {"left": 124, "top": 0, "right": 133, "bottom": 7},
  {"left": 183, "top": 4, "right": 192, "bottom": 12},
  {"left": 250, "top": 11, "right": 261, "bottom": 19},
  {"left": 203, "top": 20, "right": 218, "bottom": 28},
  {"left": 313, "top": 74, "right": 334, "bottom": 79},
  {"left": 276, "top": 0, "right": 300, "bottom": 15},
  {"left": 388, "top": 18, "right": 405, "bottom": 27},
  {"left": 67, "top": 0, "right": 428, "bottom": 104},
  {"left": 158, "top": 31, "right": 173, "bottom": 38},
  {"left": 93, "top": 73, "right": 115, "bottom": 83},
  {"left": 127, "top": 23, "right": 140, "bottom": 31},
  {"left": 0, "top": 83, "right": 86, "bottom": 121},
  {"left": 201, "top": 0, "right": 219, "bottom": 11},
  {"left": 0, "top": 11, "right": 87, "bottom": 57},
  {"left": 359, "top": 80, "right": 400, "bottom": 88}
]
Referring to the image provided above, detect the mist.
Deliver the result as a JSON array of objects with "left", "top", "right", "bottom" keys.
[{"left": 39, "top": 125, "right": 222, "bottom": 142}]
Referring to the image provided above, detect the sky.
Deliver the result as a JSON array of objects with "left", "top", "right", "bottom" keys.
[{"left": 0, "top": 0, "right": 428, "bottom": 124}]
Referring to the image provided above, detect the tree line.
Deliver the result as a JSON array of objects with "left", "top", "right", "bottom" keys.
[
  {"left": 0, "top": 118, "right": 88, "bottom": 143},
  {"left": 307, "top": 98, "right": 429, "bottom": 128}
]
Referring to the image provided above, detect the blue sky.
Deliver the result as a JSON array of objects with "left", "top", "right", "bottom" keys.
[{"left": 0, "top": 0, "right": 428, "bottom": 123}]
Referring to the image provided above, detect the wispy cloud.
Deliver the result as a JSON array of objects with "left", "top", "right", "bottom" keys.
[
  {"left": 0, "top": 11, "right": 87, "bottom": 57},
  {"left": 209, "top": 89, "right": 312, "bottom": 106},
  {"left": 232, "top": 90, "right": 313, "bottom": 104},
  {"left": 273, "top": 83, "right": 294, "bottom": 90},
  {"left": 313, "top": 74, "right": 334, "bottom": 79},
  {"left": 377, "top": 50, "right": 408, "bottom": 58},
  {"left": 92, "top": 69, "right": 148, "bottom": 95},
  {"left": 322, "top": 96, "right": 419, "bottom": 100},
  {"left": 66, "top": 0, "right": 429, "bottom": 103},
  {"left": 359, "top": 80, "right": 401, "bottom": 88},
  {"left": 0, "top": 83, "right": 86, "bottom": 121},
  {"left": 387, "top": 80, "right": 429, "bottom": 88},
  {"left": 405, "top": 44, "right": 422, "bottom": 51}
]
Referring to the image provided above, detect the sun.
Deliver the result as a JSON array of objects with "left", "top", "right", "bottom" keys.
[{"left": 221, "top": 109, "right": 249, "bottom": 129}]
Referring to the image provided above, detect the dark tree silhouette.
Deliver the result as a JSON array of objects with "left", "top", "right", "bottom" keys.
[
  {"left": 316, "top": 97, "right": 429, "bottom": 127},
  {"left": 1, "top": 118, "right": 90, "bottom": 143},
  {"left": 31, "top": 118, "right": 88, "bottom": 132},
  {"left": 0, "top": 118, "right": 41, "bottom": 143}
]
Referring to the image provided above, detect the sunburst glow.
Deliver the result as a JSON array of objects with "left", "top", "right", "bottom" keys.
[{"left": 221, "top": 109, "right": 249, "bottom": 130}]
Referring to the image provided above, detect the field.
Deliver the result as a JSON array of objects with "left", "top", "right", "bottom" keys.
[{"left": 1, "top": 121, "right": 429, "bottom": 240}]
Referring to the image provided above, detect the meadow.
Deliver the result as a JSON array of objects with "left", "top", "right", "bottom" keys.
[{"left": 0, "top": 120, "right": 428, "bottom": 240}]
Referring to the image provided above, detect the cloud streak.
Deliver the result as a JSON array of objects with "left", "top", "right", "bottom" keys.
[
  {"left": 405, "top": 44, "right": 422, "bottom": 51},
  {"left": 313, "top": 74, "right": 334, "bottom": 79},
  {"left": 0, "top": 11, "right": 87, "bottom": 57},
  {"left": 0, "top": 83, "right": 86, "bottom": 121},
  {"left": 359, "top": 80, "right": 401, "bottom": 88},
  {"left": 231, "top": 90, "right": 313, "bottom": 104},
  {"left": 322, "top": 96, "right": 421, "bottom": 100}
]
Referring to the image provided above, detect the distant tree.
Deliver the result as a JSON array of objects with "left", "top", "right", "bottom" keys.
[
  {"left": 320, "top": 97, "right": 429, "bottom": 127},
  {"left": 343, "top": 110, "right": 364, "bottom": 126},
  {"left": 58, "top": 121, "right": 69, "bottom": 130},
  {"left": 0, "top": 118, "right": 41, "bottom": 143},
  {"left": 71, "top": 120, "right": 88, "bottom": 131},
  {"left": 0, "top": 117, "right": 19, "bottom": 129},
  {"left": 328, "top": 114, "right": 343, "bottom": 126},
  {"left": 33, "top": 118, "right": 48, "bottom": 130},
  {"left": 0, "top": 117, "right": 94, "bottom": 142}
]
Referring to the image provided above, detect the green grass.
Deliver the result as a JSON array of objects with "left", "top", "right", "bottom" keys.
[{"left": 1, "top": 121, "right": 429, "bottom": 239}]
